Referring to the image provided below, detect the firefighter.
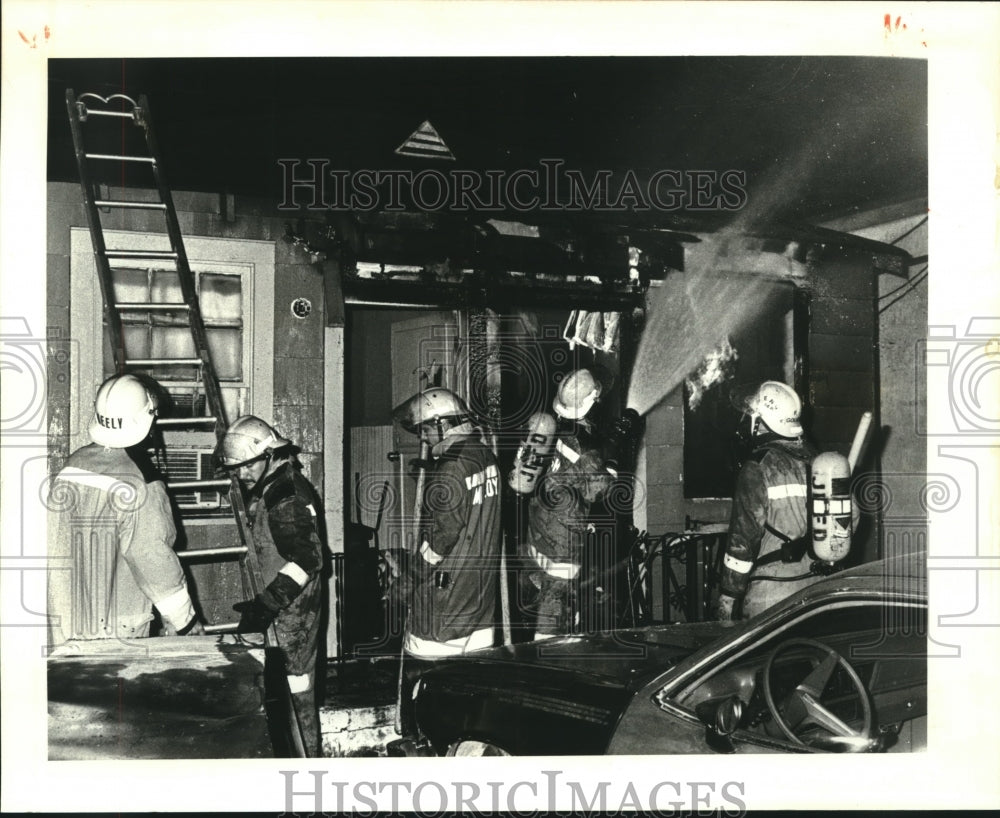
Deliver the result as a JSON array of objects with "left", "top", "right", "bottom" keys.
[
  {"left": 390, "top": 387, "right": 502, "bottom": 738},
  {"left": 715, "top": 381, "right": 819, "bottom": 621},
  {"left": 217, "top": 415, "right": 325, "bottom": 757},
  {"left": 47, "top": 374, "right": 204, "bottom": 645},
  {"left": 524, "top": 368, "right": 615, "bottom": 638}
]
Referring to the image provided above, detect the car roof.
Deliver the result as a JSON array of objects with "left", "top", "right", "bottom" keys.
[{"left": 773, "top": 550, "right": 927, "bottom": 608}]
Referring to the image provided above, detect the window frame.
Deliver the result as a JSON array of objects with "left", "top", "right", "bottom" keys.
[{"left": 69, "top": 227, "right": 274, "bottom": 455}]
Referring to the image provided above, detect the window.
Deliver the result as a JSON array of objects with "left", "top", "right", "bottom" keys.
[
  {"left": 102, "top": 264, "right": 248, "bottom": 423},
  {"left": 682, "top": 281, "right": 801, "bottom": 498},
  {"left": 69, "top": 228, "right": 274, "bottom": 460}
]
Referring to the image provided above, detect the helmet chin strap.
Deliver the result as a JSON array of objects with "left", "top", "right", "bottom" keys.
[
  {"left": 261, "top": 449, "right": 277, "bottom": 477},
  {"left": 243, "top": 450, "right": 274, "bottom": 491}
]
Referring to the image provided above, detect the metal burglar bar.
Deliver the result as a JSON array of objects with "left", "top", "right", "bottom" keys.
[{"left": 66, "top": 89, "right": 307, "bottom": 757}]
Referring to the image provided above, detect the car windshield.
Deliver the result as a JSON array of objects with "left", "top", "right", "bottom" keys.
[
  {"left": 671, "top": 598, "right": 927, "bottom": 702},
  {"left": 661, "top": 597, "right": 927, "bottom": 752}
]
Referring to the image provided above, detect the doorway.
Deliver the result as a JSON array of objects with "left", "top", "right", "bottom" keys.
[{"left": 340, "top": 304, "right": 634, "bottom": 657}]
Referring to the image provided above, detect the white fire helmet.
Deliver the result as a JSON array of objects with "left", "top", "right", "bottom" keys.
[
  {"left": 393, "top": 388, "right": 470, "bottom": 434},
  {"left": 749, "top": 381, "right": 803, "bottom": 438},
  {"left": 216, "top": 415, "right": 292, "bottom": 468},
  {"left": 88, "top": 374, "right": 158, "bottom": 448},
  {"left": 553, "top": 368, "right": 602, "bottom": 420}
]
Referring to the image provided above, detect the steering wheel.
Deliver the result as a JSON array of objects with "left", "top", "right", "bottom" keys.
[{"left": 762, "top": 637, "right": 874, "bottom": 750}]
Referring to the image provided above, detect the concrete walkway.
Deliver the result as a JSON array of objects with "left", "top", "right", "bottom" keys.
[{"left": 319, "top": 657, "right": 400, "bottom": 757}]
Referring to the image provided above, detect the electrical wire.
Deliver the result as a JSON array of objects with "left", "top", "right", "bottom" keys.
[
  {"left": 879, "top": 264, "right": 928, "bottom": 301},
  {"left": 879, "top": 268, "right": 927, "bottom": 313},
  {"left": 889, "top": 216, "right": 928, "bottom": 245},
  {"left": 878, "top": 266, "right": 928, "bottom": 314}
]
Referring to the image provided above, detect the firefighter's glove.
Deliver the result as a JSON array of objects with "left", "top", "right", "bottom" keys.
[
  {"left": 161, "top": 616, "right": 205, "bottom": 636},
  {"left": 713, "top": 593, "right": 738, "bottom": 623},
  {"left": 382, "top": 550, "right": 415, "bottom": 601},
  {"left": 233, "top": 592, "right": 281, "bottom": 634}
]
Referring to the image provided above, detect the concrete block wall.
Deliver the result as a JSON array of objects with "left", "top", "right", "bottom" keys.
[
  {"left": 46, "top": 183, "right": 87, "bottom": 473},
  {"left": 833, "top": 210, "right": 928, "bottom": 559},
  {"left": 272, "top": 238, "right": 327, "bottom": 491},
  {"left": 641, "top": 392, "right": 686, "bottom": 537},
  {"left": 800, "top": 247, "right": 881, "bottom": 564},
  {"left": 638, "top": 382, "right": 686, "bottom": 621}
]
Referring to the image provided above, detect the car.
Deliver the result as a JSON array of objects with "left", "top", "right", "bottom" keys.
[{"left": 403, "top": 551, "right": 926, "bottom": 756}]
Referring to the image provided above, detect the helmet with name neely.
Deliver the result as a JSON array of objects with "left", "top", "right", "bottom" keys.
[{"left": 88, "top": 374, "right": 159, "bottom": 448}]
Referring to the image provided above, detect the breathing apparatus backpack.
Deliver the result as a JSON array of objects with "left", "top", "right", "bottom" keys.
[{"left": 751, "top": 449, "right": 853, "bottom": 580}]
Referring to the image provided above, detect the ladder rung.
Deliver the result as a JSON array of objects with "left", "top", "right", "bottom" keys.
[
  {"left": 96, "top": 200, "right": 167, "bottom": 210},
  {"left": 167, "top": 479, "right": 230, "bottom": 490},
  {"left": 203, "top": 623, "right": 241, "bottom": 635},
  {"left": 85, "top": 153, "right": 156, "bottom": 164},
  {"left": 104, "top": 249, "right": 178, "bottom": 260},
  {"left": 155, "top": 416, "right": 217, "bottom": 427},
  {"left": 115, "top": 302, "right": 189, "bottom": 311},
  {"left": 125, "top": 358, "right": 202, "bottom": 366},
  {"left": 177, "top": 547, "right": 248, "bottom": 559}
]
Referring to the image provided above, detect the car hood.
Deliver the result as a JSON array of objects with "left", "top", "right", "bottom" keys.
[
  {"left": 413, "top": 622, "right": 740, "bottom": 756},
  {"left": 453, "top": 621, "right": 737, "bottom": 690}
]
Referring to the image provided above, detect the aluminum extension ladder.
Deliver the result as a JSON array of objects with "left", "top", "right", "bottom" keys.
[{"left": 65, "top": 89, "right": 307, "bottom": 757}]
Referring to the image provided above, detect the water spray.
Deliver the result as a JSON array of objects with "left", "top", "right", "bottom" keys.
[{"left": 625, "top": 88, "right": 878, "bottom": 420}]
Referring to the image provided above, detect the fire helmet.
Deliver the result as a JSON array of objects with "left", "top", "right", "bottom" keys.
[
  {"left": 553, "top": 368, "right": 602, "bottom": 420},
  {"left": 88, "top": 374, "right": 158, "bottom": 448},
  {"left": 749, "top": 381, "right": 803, "bottom": 438},
  {"left": 216, "top": 415, "right": 291, "bottom": 468},
  {"left": 393, "top": 388, "right": 470, "bottom": 434}
]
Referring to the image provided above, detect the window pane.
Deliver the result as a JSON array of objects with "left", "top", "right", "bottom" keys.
[
  {"left": 151, "top": 326, "right": 197, "bottom": 381},
  {"left": 221, "top": 387, "right": 245, "bottom": 422},
  {"left": 111, "top": 268, "right": 149, "bottom": 305},
  {"left": 104, "top": 325, "right": 150, "bottom": 375},
  {"left": 151, "top": 269, "right": 183, "bottom": 305},
  {"left": 200, "top": 273, "right": 242, "bottom": 322},
  {"left": 207, "top": 327, "right": 242, "bottom": 380}
]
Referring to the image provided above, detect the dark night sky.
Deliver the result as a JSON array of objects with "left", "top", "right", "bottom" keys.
[{"left": 49, "top": 56, "right": 927, "bottom": 223}]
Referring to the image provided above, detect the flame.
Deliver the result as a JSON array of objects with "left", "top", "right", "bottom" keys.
[{"left": 685, "top": 337, "right": 738, "bottom": 410}]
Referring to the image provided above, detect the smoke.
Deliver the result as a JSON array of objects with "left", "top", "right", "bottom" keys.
[
  {"left": 626, "top": 255, "right": 781, "bottom": 416},
  {"left": 626, "top": 93, "right": 879, "bottom": 417}
]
